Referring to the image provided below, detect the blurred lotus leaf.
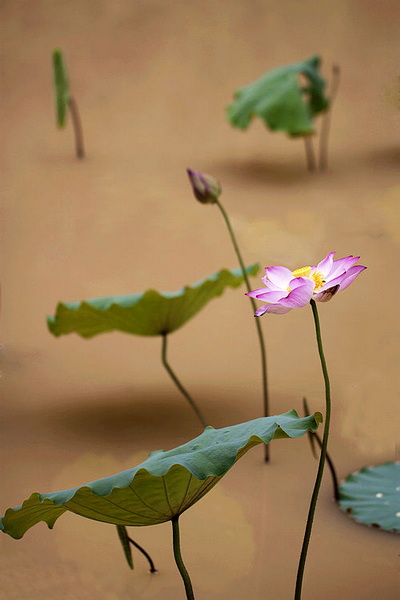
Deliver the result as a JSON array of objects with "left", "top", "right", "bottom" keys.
[
  {"left": 227, "top": 55, "right": 329, "bottom": 137},
  {"left": 0, "top": 410, "right": 322, "bottom": 539},
  {"left": 339, "top": 462, "right": 400, "bottom": 533},
  {"left": 47, "top": 264, "right": 259, "bottom": 338}
]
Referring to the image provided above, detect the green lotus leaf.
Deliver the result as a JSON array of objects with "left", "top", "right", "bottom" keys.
[
  {"left": 1, "top": 410, "right": 321, "bottom": 539},
  {"left": 52, "top": 49, "right": 70, "bottom": 128},
  {"left": 338, "top": 462, "right": 400, "bottom": 533},
  {"left": 47, "top": 264, "right": 259, "bottom": 338},
  {"left": 227, "top": 55, "right": 329, "bottom": 137}
]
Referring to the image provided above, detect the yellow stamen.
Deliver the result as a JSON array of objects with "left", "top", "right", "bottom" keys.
[
  {"left": 312, "top": 270, "right": 325, "bottom": 290},
  {"left": 292, "top": 266, "right": 312, "bottom": 278},
  {"left": 292, "top": 265, "right": 325, "bottom": 290}
]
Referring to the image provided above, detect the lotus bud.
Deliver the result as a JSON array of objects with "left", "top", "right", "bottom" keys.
[{"left": 187, "top": 168, "right": 221, "bottom": 204}]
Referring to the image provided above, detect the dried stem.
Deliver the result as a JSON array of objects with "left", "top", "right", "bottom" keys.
[
  {"left": 318, "top": 65, "right": 340, "bottom": 172},
  {"left": 303, "top": 136, "right": 317, "bottom": 172}
]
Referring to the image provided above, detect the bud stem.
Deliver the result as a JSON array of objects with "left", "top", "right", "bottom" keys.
[{"left": 215, "top": 199, "right": 270, "bottom": 462}]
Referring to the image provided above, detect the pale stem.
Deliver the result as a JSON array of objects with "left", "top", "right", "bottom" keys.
[
  {"left": 303, "top": 136, "right": 317, "bottom": 172},
  {"left": 161, "top": 333, "right": 208, "bottom": 429},
  {"left": 215, "top": 198, "right": 270, "bottom": 462},
  {"left": 67, "top": 96, "right": 85, "bottom": 159},
  {"left": 318, "top": 65, "right": 341, "bottom": 172},
  {"left": 294, "top": 300, "right": 331, "bottom": 599},
  {"left": 171, "top": 516, "right": 195, "bottom": 600}
]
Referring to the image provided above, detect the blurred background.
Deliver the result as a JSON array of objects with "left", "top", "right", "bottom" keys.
[{"left": 1, "top": 1, "right": 399, "bottom": 598}]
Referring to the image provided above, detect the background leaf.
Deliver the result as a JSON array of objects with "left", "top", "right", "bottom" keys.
[
  {"left": 47, "top": 264, "right": 259, "bottom": 338},
  {"left": 227, "top": 55, "right": 329, "bottom": 137},
  {"left": 53, "top": 48, "right": 70, "bottom": 128},
  {"left": 338, "top": 462, "right": 400, "bottom": 533},
  {"left": 1, "top": 410, "right": 321, "bottom": 539}
]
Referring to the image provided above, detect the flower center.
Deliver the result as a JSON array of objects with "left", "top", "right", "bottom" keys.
[{"left": 292, "top": 266, "right": 325, "bottom": 291}]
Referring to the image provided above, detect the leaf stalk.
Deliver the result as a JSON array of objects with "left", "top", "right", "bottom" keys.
[
  {"left": 161, "top": 333, "right": 208, "bottom": 428},
  {"left": 172, "top": 516, "right": 195, "bottom": 600}
]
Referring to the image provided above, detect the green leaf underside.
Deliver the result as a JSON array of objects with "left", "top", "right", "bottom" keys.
[
  {"left": 338, "top": 462, "right": 400, "bottom": 533},
  {"left": 227, "top": 55, "right": 329, "bottom": 137},
  {"left": 53, "top": 49, "right": 69, "bottom": 128},
  {"left": 1, "top": 410, "right": 321, "bottom": 539},
  {"left": 47, "top": 264, "right": 259, "bottom": 338}
]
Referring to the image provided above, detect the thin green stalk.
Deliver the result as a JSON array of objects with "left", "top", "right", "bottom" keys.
[
  {"left": 67, "top": 96, "right": 85, "bottom": 159},
  {"left": 215, "top": 198, "right": 270, "bottom": 462},
  {"left": 295, "top": 300, "right": 331, "bottom": 599},
  {"left": 161, "top": 333, "right": 208, "bottom": 429},
  {"left": 171, "top": 516, "right": 195, "bottom": 600}
]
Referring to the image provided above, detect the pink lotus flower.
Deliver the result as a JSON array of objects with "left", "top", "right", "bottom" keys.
[{"left": 246, "top": 252, "right": 366, "bottom": 316}]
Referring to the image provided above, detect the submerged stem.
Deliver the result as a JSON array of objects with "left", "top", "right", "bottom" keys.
[
  {"left": 67, "top": 96, "right": 85, "bottom": 159},
  {"left": 215, "top": 199, "right": 270, "bottom": 462},
  {"left": 128, "top": 535, "right": 158, "bottom": 573},
  {"left": 116, "top": 525, "right": 158, "bottom": 572},
  {"left": 318, "top": 65, "right": 340, "bottom": 172},
  {"left": 161, "top": 333, "right": 208, "bottom": 429},
  {"left": 171, "top": 516, "right": 195, "bottom": 600},
  {"left": 295, "top": 300, "right": 331, "bottom": 600},
  {"left": 303, "top": 136, "right": 317, "bottom": 173}
]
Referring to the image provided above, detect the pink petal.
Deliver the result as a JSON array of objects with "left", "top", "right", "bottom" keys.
[
  {"left": 315, "top": 252, "right": 335, "bottom": 276},
  {"left": 328, "top": 255, "right": 360, "bottom": 279},
  {"left": 279, "top": 278, "right": 314, "bottom": 308},
  {"left": 247, "top": 289, "right": 288, "bottom": 303},
  {"left": 264, "top": 266, "right": 293, "bottom": 289},
  {"left": 256, "top": 303, "right": 293, "bottom": 315},
  {"left": 337, "top": 265, "right": 367, "bottom": 291},
  {"left": 257, "top": 291, "right": 289, "bottom": 302}
]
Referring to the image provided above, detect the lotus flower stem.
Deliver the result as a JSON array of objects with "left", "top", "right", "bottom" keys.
[
  {"left": 303, "top": 398, "right": 339, "bottom": 501},
  {"left": 295, "top": 300, "right": 331, "bottom": 599},
  {"left": 318, "top": 65, "right": 340, "bottom": 173},
  {"left": 67, "top": 97, "right": 85, "bottom": 159},
  {"left": 161, "top": 333, "right": 208, "bottom": 429},
  {"left": 128, "top": 534, "right": 158, "bottom": 573},
  {"left": 303, "top": 136, "right": 317, "bottom": 172},
  {"left": 171, "top": 516, "right": 195, "bottom": 600},
  {"left": 215, "top": 198, "right": 270, "bottom": 461}
]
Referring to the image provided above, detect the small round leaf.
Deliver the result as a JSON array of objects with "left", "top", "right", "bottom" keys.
[{"left": 338, "top": 462, "right": 400, "bottom": 533}]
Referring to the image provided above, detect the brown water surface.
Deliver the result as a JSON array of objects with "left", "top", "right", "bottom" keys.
[{"left": 1, "top": 2, "right": 399, "bottom": 599}]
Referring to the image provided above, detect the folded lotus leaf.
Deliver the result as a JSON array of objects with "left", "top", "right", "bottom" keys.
[
  {"left": 47, "top": 264, "right": 259, "bottom": 338},
  {"left": 53, "top": 49, "right": 69, "bottom": 128},
  {"left": 227, "top": 55, "right": 329, "bottom": 137},
  {"left": 338, "top": 462, "right": 400, "bottom": 533},
  {"left": 1, "top": 410, "right": 321, "bottom": 539}
]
